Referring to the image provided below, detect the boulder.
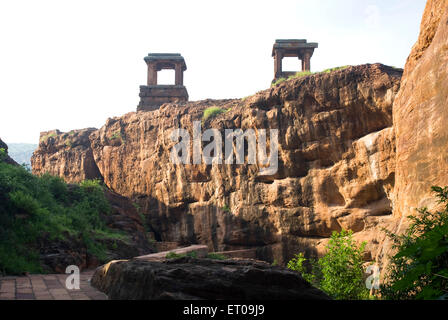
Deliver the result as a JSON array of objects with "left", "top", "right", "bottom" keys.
[{"left": 91, "top": 257, "right": 330, "bottom": 300}]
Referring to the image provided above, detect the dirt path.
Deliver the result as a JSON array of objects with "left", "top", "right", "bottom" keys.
[{"left": 0, "top": 271, "right": 107, "bottom": 300}]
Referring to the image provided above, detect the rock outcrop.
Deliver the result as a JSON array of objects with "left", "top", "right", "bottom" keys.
[
  {"left": 32, "top": 128, "right": 102, "bottom": 183},
  {"left": 91, "top": 257, "right": 330, "bottom": 300},
  {"left": 0, "top": 138, "right": 19, "bottom": 166},
  {"left": 32, "top": 64, "right": 402, "bottom": 265},
  {"left": 393, "top": 0, "right": 448, "bottom": 222},
  {"left": 368, "top": 0, "right": 448, "bottom": 271}
]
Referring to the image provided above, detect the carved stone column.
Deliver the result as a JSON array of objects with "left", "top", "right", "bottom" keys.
[
  {"left": 175, "top": 62, "right": 183, "bottom": 86},
  {"left": 303, "top": 50, "right": 312, "bottom": 71},
  {"left": 274, "top": 50, "right": 283, "bottom": 79},
  {"left": 147, "top": 63, "right": 157, "bottom": 85}
]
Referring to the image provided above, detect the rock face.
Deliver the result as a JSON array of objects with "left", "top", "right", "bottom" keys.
[
  {"left": 91, "top": 257, "right": 330, "bottom": 300},
  {"left": 32, "top": 64, "right": 402, "bottom": 265},
  {"left": 393, "top": 0, "right": 448, "bottom": 223}
]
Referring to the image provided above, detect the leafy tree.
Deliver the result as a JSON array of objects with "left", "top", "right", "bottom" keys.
[
  {"left": 287, "top": 252, "right": 319, "bottom": 285},
  {"left": 319, "top": 230, "right": 368, "bottom": 300},
  {"left": 380, "top": 186, "right": 448, "bottom": 300},
  {"left": 287, "top": 229, "right": 369, "bottom": 300}
]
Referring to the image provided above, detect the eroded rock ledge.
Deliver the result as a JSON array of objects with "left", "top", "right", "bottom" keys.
[{"left": 91, "top": 257, "right": 330, "bottom": 300}]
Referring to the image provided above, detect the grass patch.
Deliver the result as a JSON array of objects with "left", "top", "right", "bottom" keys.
[
  {"left": 110, "top": 131, "right": 124, "bottom": 142},
  {"left": 271, "top": 77, "right": 287, "bottom": 86},
  {"left": 271, "top": 66, "right": 351, "bottom": 87},
  {"left": 0, "top": 162, "right": 125, "bottom": 275},
  {"left": 202, "top": 107, "right": 227, "bottom": 122},
  {"left": 288, "top": 71, "right": 313, "bottom": 79},
  {"left": 206, "top": 253, "right": 227, "bottom": 260},
  {"left": 39, "top": 133, "right": 57, "bottom": 143},
  {"left": 321, "top": 65, "right": 350, "bottom": 73},
  {"left": 166, "top": 251, "right": 198, "bottom": 259},
  {"left": 222, "top": 204, "right": 231, "bottom": 213}
]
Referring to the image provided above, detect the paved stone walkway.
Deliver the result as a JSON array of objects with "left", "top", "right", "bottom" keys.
[{"left": 0, "top": 271, "right": 108, "bottom": 300}]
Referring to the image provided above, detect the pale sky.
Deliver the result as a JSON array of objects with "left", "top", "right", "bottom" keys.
[{"left": 0, "top": 0, "right": 426, "bottom": 144}]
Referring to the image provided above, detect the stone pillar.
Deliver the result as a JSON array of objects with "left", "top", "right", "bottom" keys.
[
  {"left": 303, "top": 50, "right": 312, "bottom": 71},
  {"left": 175, "top": 63, "right": 183, "bottom": 86},
  {"left": 147, "top": 63, "right": 157, "bottom": 85},
  {"left": 274, "top": 50, "right": 283, "bottom": 79}
]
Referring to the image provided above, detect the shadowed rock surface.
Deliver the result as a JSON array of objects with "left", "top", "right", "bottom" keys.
[{"left": 91, "top": 257, "right": 330, "bottom": 300}]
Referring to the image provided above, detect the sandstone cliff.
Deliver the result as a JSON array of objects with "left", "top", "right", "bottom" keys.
[
  {"left": 393, "top": 0, "right": 448, "bottom": 222},
  {"left": 369, "top": 0, "right": 448, "bottom": 271},
  {"left": 32, "top": 64, "right": 402, "bottom": 264}
]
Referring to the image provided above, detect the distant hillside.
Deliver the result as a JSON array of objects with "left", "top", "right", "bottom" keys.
[{"left": 6, "top": 143, "right": 37, "bottom": 167}]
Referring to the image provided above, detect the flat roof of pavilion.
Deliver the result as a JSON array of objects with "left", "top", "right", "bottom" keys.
[
  {"left": 272, "top": 39, "right": 318, "bottom": 56},
  {"left": 144, "top": 53, "right": 187, "bottom": 69}
]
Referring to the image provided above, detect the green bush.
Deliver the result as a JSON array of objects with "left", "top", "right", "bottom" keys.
[
  {"left": 202, "top": 107, "right": 227, "bottom": 122},
  {"left": 287, "top": 252, "right": 319, "bottom": 285},
  {"left": 318, "top": 230, "right": 368, "bottom": 299},
  {"left": 287, "top": 229, "right": 369, "bottom": 300},
  {"left": 380, "top": 186, "right": 448, "bottom": 300},
  {"left": 0, "top": 162, "right": 124, "bottom": 275},
  {"left": 271, "top": 77, "right": 287, "bottom": 86}
]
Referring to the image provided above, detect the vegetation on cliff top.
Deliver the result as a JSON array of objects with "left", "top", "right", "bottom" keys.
[
  {"left": 0, "top": 161, "right": 126, "bottom": 275},
  {"left": 271, "top": 65, "right": 351, "bottom": 87},
  {"left": 202, "top": 106, "right": 228, "bottom": 122}
]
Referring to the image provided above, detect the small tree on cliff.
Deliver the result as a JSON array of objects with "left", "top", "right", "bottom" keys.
[
  {"left": 380, "top": 186, "right": 448, "bottom": 300},
  {"left": 288, "top": 229, "right": 369, "bottom": 300}
]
